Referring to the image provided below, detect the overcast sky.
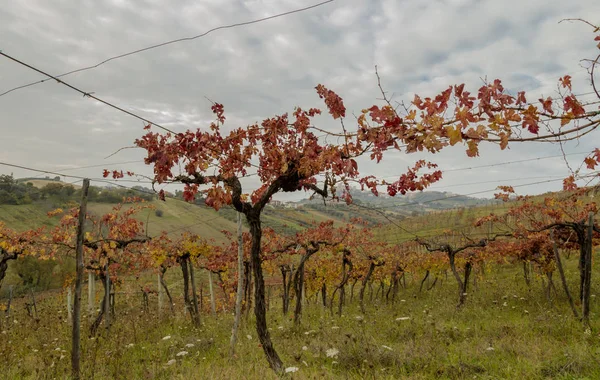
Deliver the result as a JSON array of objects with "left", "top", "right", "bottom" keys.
[{"left": 1, "top": 0, "right": 599, "bottom": 202}]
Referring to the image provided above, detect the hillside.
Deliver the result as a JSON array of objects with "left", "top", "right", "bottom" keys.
[{"left": 0, "top": 176, "right": 398, "bottom": 244}]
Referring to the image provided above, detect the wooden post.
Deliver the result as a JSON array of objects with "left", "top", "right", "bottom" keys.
[
  {"left": 5, "top": 285, "right": 13, "bottom": 320},
  {"left": 30, "top": 289, "right": 38, "bottom": 320},
  {"left": 209, "top": 270, "right": 216, "bottom": 316},
  {"left": 105, "top": 263, "right": 110, "bottom": 332},
  {"left": 582, "top": 212, "right": 594, "bottom": 327},
  {"left": 67, "top": 287, "right": 73, "bottom": 324},
  {"left": 71, "top": 178, "right": 89, "bottom": 380},
  {"left": 88, "top": 272, "right": 94, "bottom": 317},
  {"left": 230, "top": 212, "right": 245, "bottom": 357},
  {"left": 157, "top": 273, "right": 163, "bottom": 315}
]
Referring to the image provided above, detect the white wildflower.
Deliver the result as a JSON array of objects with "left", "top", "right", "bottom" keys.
[
  {"left": 355, "top": 315, "right": 364, "bottom": 321},
  {"left": 166, "top": 359, "right": 176, "bottom": 366},
  {"left": 176, "top": 351, "right": 188, "bottom": 357},
  {"left": 278, "top": 325, "right": 284, "bottom": 330},
  {"left": 162, "top": 335, "right": 171, "bottom": 341},
  {"left": 302, "top": 346, "right": 308, "bottom": 351},
  {"left": 126, "top": 343, "right": 134, "bottom": 348},
  {"left": 502, "top": 302, "right": 508, "bottom": 307},
  {"left": 331, "top": 326, "right": 340, "bottom": 330},
  {"left": 486, "top": 347, "right": 495, "bottom": 351},
  {"left": 326, "top": 348, "right": 339, "bottom": 358},
  {"left": 285, "top": 367, "right": 299, "bottom": 373},
  {"left": 246, "top": 335, "right": 252, "bottom": 340}
]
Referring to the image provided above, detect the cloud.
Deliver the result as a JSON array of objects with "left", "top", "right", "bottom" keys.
[{"left": 0, "top": 0, "right": 598, "bottom": 202}]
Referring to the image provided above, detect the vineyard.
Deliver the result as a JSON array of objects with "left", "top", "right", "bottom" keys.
[{"left": 2, "top": 2, "right": 600, "bottom": 379}]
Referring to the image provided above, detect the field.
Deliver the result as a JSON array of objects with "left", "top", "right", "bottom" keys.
[{"left": 2, "top": 257, "right": 599, "bottom": 380}]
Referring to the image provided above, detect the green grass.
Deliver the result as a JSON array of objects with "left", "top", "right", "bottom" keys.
[{"left": 2, "top": 257, "right": 600, "bottom": 379}]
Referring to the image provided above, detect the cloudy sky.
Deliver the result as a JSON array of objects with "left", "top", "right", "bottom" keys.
[{"left": 1, "top": 0, "right": 599, "bottom": 202}]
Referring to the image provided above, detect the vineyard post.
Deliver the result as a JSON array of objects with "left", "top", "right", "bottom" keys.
[
  {"left": 5, "top": 285, "right": 13, "bottom": 320},
  {"left": 209, "top": 270, "right": 216, "bottom": 316},
  {"left": 157, "top": 273, "right": 163, "bottom": 315},
  {"left": 582, "top": 212, "right": 594, "bottom": 327},
  {"left": 87, "top": 272, "right": 94, "bottom": 318},
  {"left": 104, "top": 263, "right": 110, "bottom": 332},
  {"left": 230, "top": 212, "right": 244, "bottom": 357},
  {"left": 67, "top": 287, "right": 72, "bottom": 324},
  {"left": 71, "top": 177, "right": 89, "bottom": 380},
  {"left": 30, "top": 289, "right": 38, "bottom": 320}
]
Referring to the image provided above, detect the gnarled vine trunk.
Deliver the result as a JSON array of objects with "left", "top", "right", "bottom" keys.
[
  {"left": 90, "top": 271, "right": 113, "bottom": 336},
  {"left": 448, "top": 252, "right": 471, "bottom": 307},
  {"left": 359, "top": 262, "right": 376, "bottom": 314},
  {"left": 280, "top": 264, "right": 293, "bottom": 315},
  {"left": 180, "top": 255, "right": 200, "bottom": 327},
  {"left": 248, "top": 214, "right": 282, "bottom": 373},
  {"left": 159, "top": 266, "right": 175, "bottom": 315}
]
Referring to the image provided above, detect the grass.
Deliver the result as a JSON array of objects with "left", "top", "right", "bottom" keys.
[{"left": 2, "top": 256, "right": 600, "bottom": 379}]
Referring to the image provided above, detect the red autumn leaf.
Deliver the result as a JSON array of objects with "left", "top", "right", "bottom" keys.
[
  {"left": 559, "top": 75, "right": 572, "bottom": 91},
  {"left": 538, "top": 97, "right": 554, "bottom": 115},
  {"left": 211, "top": 103, "right": 226, "bottom": 124},
  {"left": 563, "top": 95, "right": 585, "bottom": 117},
  {"left": 584, "top": 157, "right": 597, "bottom": 170},
  {"left": 516, "top": 91, "right": 527, "bottom": 106},
  {"left": 562, "top": 175, "right": 578, "bottom": 191},
  {"left": 466, "top": 140, "right": 479, "bottom": 157},
  {"left": 315, "top": 84, "right": 346, "bottom": 119}
]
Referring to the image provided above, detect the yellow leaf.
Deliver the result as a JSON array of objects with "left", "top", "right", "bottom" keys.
[{"left": 446, "top": 125, "right": 463, "bottom": 146}]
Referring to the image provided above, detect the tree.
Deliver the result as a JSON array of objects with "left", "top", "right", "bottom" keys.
[
  {"left": 481, "top": 187, "right": 600, "bottom": 325},
  {"left": 113, "top": 23, "right": 600, "bottom": 372},
  {"left": 48, "top": 200, "right": 151, "bottom": 335},
  {"left": 0, "top": 223, "right": 43, "bottom": 290},
  {"left": 117, "top": 97, "right": 435, "bottom": 372},
  {"left": 417, "top": 230, "right": 507, "bottom": 307}
]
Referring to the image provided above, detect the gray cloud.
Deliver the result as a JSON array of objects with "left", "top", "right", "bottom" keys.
[{"left": 0, "top": 0, "right": 598, "bottom": 202}]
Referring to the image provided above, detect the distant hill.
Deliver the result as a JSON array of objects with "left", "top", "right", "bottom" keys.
[{"left": 296, "top": 187, "right": 500, "bottom": 216}]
